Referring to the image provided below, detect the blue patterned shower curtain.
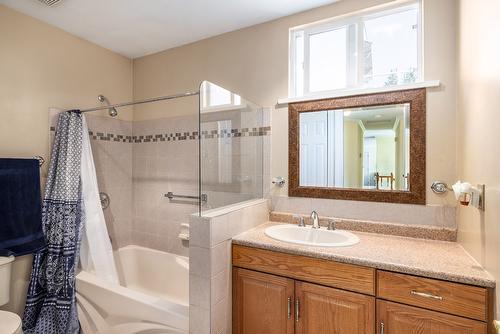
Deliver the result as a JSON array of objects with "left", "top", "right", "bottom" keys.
[{"left": 23, "top": 111, "right": 84, "bottom": 334}]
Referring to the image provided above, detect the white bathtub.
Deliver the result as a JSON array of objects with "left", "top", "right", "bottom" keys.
[{"left": 76, "top": 245, "right": 189, "bottom": 334}]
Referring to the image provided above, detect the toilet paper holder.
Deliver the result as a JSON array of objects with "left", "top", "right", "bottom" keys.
[{"left": 431, "top": 181, "right": 485, "bottom": 211}]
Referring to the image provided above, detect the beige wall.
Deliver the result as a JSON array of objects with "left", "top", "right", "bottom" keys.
[
  {"left": 133, "top": 0, "right": 458, "bottom": 206},
  {"left": 0, "top": 5, "right": 133, "bottom": 315},
  {"left": 0, "top": 4, "right": 133, "bottom": 161},
  {"left": 457, "top": 0, "right": 500, "bottom": 319}
]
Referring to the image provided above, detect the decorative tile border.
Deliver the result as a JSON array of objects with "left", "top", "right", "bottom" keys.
[
  {"left": 50, "top": 127, "right": 133, "bottom": 142},
  {"left": 50, "top": 126, "right": 271, "bottom": 143},
  {"left": 89, "top": 131, "right": 133, "bottom": 142}
]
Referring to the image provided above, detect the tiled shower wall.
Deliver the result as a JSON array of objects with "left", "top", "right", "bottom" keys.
[
  {"left": 50, "top": 109, "right": 271, "bottom": 256},
  {"left": 50, "top": 113, "right": 198, "bottom": 256},
  {"left": 132, "top": 115, "right": 199, "bottom": 257},
  {"left": 85, "top": 116, "right": 134, "bottom": 249}
]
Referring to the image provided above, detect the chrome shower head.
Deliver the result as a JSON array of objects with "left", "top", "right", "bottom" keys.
[
  {"left": 97, "top": 94, "right": 118, "bottom": 117},
  {"left": 108, "top": 107, "right": 118, "bottom": 117}
]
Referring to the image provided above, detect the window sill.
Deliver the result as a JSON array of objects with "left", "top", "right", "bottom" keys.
[{"left": 277, "top": 80, "right": 440, "bottom": 107}]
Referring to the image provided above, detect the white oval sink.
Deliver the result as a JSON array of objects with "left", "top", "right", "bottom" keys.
[{"left": 264, "top": 224, "right": 359, "bottom": 247}]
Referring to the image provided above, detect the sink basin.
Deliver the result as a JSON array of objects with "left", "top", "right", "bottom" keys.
[{"left": 264, "top": 224, "right": 359, "bottom": 247}]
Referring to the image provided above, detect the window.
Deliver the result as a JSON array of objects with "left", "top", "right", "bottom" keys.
[
  {"left": 290, "top": 1, "right": 421, "bottom": 97},
  {"left": 201, "top": 82, "right": 242, "bottom": 112}
]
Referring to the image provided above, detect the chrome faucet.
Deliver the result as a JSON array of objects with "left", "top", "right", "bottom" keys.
[
  {"left": 293, "top": 214, "right": 306, "bottom": 227},
  {"left": 327, "top": 219, "right": 337, "bottom": 231},
  {"left": 310, "top": 211, "right": 320, "bottom": 229}
]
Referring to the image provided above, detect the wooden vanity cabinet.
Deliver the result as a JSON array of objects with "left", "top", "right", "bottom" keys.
[
  {"left": 232, "top": 245, "right": 492, "bottom": 334},
  {"left": 233, "top": 267, "right": 375, "bottom": 334}
]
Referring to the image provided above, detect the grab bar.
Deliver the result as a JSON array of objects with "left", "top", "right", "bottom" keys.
[{"left": 164, "top": 192, "right": 208, "bottom": 203}]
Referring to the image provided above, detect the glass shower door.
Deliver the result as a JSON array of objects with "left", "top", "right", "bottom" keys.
[{"left": 198, "top": 81, "right": 265, "bottom": 215}]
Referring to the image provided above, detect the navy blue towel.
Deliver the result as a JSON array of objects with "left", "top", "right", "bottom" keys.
[{"left": 0, "top": 159, "right": 45, "bottom": 256}]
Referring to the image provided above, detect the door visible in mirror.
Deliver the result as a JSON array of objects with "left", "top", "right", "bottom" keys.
[{"left": 299, "top": 103, "right": 410, "bottom": 191}]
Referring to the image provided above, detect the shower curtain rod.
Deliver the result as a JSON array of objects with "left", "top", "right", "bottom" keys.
[{"left": 75, "top": 91, "right": 200, "bottom": 113}]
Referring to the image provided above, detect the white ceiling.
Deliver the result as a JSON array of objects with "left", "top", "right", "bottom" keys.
[{"left": 1, "top": 0, "right": 338, "bottom": 58}]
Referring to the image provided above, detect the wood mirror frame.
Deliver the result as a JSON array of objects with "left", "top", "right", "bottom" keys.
[{"left": 289, "top": 88, "right": 426, "bottom": 204}]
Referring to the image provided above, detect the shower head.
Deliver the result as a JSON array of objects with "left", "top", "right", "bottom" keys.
[
  {"left": 108, "top": 107, "right": 118, "bottom": 117},
  {"left": 97, "top": 94, "right": 118, "bottom": 117}
]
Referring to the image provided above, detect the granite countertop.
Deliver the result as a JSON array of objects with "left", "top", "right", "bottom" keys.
[{"left": 232, "top": 222, "right": 495, "bottom": 288}]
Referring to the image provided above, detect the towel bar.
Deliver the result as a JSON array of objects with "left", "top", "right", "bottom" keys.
[{"left": 2, "top": 156, "right": 45, "bottom": 167}]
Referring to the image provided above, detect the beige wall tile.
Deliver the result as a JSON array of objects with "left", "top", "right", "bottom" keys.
[
  {"left": 189, "top": 273, "right": 210, "bottom": 309},
  {"left": 189, "top": 305, "right": 210, "bottom": 334}
]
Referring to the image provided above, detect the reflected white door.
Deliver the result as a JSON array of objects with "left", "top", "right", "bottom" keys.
[
  {"left": 300, "top": 111, "right": 344, "bottom": 187},
  {"left": 300, "top": 112, "right": 328, "bottom": 186}
]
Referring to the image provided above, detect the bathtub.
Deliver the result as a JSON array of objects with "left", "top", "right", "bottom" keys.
[{"left": 76, "top": 245, "right": 189, "bottom": 334}]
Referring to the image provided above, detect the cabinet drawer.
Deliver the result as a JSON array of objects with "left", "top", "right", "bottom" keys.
[
  {"left": 377, "top": 270, "right": 488, "bottom": 321},
  {"left": 232, "top": 245, "right": 375, "bottom": 295}
]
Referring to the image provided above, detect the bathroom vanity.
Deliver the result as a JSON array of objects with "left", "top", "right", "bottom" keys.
[{"left": 231, "top": 223, "right": 496, "bottom": 334}]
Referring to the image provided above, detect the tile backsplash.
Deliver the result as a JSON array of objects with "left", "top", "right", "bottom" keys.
[{"left": 270, "top": 195, "right": 456, "bottom": 228}]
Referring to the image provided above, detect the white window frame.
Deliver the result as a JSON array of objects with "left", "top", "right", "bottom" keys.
[{"left": 289, "top": 0, "right": 422, "bottom": 98}]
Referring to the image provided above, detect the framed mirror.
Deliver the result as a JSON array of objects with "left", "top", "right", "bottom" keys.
[{"left": 289, "top": 89, "right": 426, "bottom": 204}]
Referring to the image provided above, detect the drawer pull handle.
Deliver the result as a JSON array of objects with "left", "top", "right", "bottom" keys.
[
  {"left": 295, "top": 298, "right": 300, "bottom": 322},
  {"left": 287, "top": 297, "right": 292, "bottom": 319},
  {"left": 410, "top": 290, "right": 443, "bottom": 300}
]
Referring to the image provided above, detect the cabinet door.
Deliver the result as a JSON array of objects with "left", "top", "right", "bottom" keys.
[
  {"left": 233, "top": 267, "right": 295, "bottom": 334},
  {"left": 377, "top": 300, "right": 487, "bottom": 334},
  {"left": 295, "top": 281, "right": 375, "bottom": 334}
]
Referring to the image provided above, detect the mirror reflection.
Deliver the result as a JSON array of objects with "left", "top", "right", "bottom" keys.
[{"left": 299, "top": 103, "right": 410, "bottom": 191}]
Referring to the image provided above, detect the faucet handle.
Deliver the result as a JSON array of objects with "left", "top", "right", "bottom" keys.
[
  {"left": 293, "top": 214, "right": 306, "bottom": 227},
  {"left": 327, "top": 219, "right": 337, "bottom": 230}
]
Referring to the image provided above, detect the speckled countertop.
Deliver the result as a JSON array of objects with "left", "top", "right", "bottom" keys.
[{"left": 232, "top": 222, "right": 496, "bottom": 288}]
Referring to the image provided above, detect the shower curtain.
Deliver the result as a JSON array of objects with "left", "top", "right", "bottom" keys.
[
  {"left": 79, "top": 116, "right": 119, "bottom": 284},
  {"left": 23, "top": 111, "right": 118, "bottom": 334}
]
